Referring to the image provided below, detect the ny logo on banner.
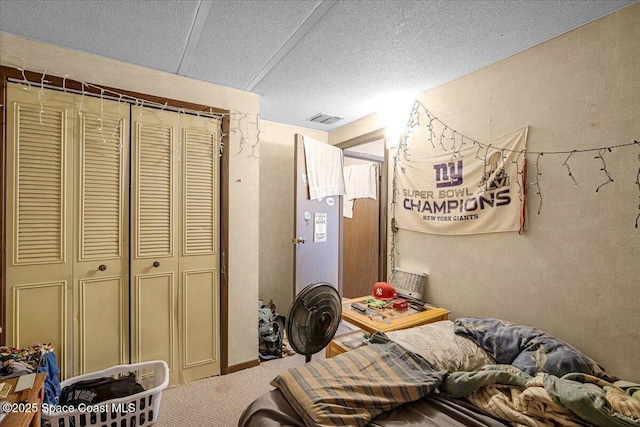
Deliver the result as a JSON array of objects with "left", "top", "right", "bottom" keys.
[{"left": 433, "top": 160, "right": 463, "bottom": 188}]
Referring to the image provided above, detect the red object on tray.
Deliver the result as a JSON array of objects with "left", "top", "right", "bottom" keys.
[{"left": 393, "top": 299, "right": 408, "bottom": 310}]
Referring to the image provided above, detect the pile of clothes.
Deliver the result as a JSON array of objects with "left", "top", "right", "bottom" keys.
[
  {"left": 0, "top": 343, "right": 61, "bottom": 405},
  {"left": 258, "top": 300, "right": 284, "bottom": 360},
  {"left": 258, "top": 299, "right": 296, "bottom": 360}
]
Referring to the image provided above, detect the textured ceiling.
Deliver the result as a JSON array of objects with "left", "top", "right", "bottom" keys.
[{"left": 0, "top": 0, "right": 636, "bottom": 131}]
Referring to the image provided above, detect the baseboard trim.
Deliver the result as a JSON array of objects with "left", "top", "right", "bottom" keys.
[{"left": 226, "top": 358, "right": 260, "bottom": 374}]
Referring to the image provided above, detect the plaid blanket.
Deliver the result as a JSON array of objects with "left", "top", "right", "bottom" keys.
[{"left": 270, "top": 342, "right": 446, "bottom": 427}]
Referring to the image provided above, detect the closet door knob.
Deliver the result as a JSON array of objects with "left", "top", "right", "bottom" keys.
[
  {"left": 152, "top": 261, "right": 160, "bottom": 268},
  {"left": 98, "top": 264, "right": 107, "bottom": 271}
]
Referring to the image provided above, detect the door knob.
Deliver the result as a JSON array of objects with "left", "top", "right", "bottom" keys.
[
  {"left": 152, "top": 261, "right": 160, "bottom": 267},
  {"left": 98, "top": 264, "right": 107, "bottom": 271},
  {"left": 292, "top": 237, "right": 306, "bottom": 245}
]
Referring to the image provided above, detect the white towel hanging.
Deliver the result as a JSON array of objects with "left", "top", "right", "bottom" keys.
[{"left": 303, "top": 136, "right": 345, "bottom": 200}]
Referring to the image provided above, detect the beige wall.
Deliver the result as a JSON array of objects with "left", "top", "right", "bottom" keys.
[
  {"left": 1, "top": 33, "right": 261, "bottom": 367},
  {"left": 331, "top": 4, "right": 640, "bottom": 381},
  {"left": 328, "top": 113, "right": 385, "bottom": 146},
  {"left": 258, "top": 120, "right": 327, "bottom": 316}
]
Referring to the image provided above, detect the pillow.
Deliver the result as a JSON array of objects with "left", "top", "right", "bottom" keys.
[
  {"left": 454, "top": 317, "right": 618, "bottom": 381},
  {"left": 270, "top": 342, "right": 445, "bottom": 427},
  {"left": 384, "top": 320, "right": 495, "bottom": 372}
]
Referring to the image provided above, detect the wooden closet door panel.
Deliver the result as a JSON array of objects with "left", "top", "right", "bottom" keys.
[
  {"left": 178, "top": 114, "right": 220, "bottom": 383},
  {"left": 73, "top": 95, "right": 129, "bottom": 375},
  {"left": 78, "top": 277, "right": 125, "bottom": 373},
  {"left": 5, "top": 85, "right": 73, "bottom": 378},
  {"left": 130, "top": 106, "right": 179, "bottom": 384},
  {"left": 134, "top": 273, "right": 175, "bottom": 364}
]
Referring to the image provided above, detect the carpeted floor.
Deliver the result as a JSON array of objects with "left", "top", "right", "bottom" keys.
[
  {"left": 154, "top": 352, "right": 312, "bottom": 427},
  {"left": 154, "top": 322, "right": 356, "bottom": 426}
]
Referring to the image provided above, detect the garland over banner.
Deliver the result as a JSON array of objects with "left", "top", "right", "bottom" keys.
[{"left": 395, "top": 127, "right": 527, "bottom": 235}]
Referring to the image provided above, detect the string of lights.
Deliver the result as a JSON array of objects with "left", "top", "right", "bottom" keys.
[
  {"left": 562, "top": 150, "right": 578, "bottom": 187},
  {"left": 594, "top": 148, "right": 614, "bottom": 193},
  {"left": 17, "top": 61, "right": 31, "bottom": 91},
  {"left": 532, "top": 153, "right": 544, "bottom": 215},
  {"left": 389, "top": 99, "right": 640, "bottom": 268},
  {"left": 99, "top": 88, "right": 106, "bottom": 144},
  {"left": 230, "top": 112, "right": 261, "bottom": 158},
  {"left": 512, "top": 149, "right": 526, "bottom": 202},
  {"left": 37, "top": 69, "right": 46, "bottom": 125},
  {"left": 4, "top": 59, "right": 261, "bottom": 158},
  {"left": 636, "top": 146, "right": 640, "bottom": 228},
  {"left": 399, "top": 100, "right": 638, "bottom": 158},
  {"left": 390, "top": 144, "right": 405, "bottom": 272}
]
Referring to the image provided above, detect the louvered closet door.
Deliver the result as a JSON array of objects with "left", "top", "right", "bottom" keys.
[
  {"left": 130, "top": 106, "right": 179, "bottom": 384},
  {"left": 130, "top": 107, "right": 220, "bottom": 384},
  {"left": 5, "top": 85, "right": 74, "bottom": 377},
  {"left": 72, "top": 95, "right": 129, "bottom": 375},
  {"left": 178, "top": 113, "right": 220, "bottom": 383}
]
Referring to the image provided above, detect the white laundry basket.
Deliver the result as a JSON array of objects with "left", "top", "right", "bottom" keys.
[{"left": 42, "top": 360, "right": 169, "bottom": 427}]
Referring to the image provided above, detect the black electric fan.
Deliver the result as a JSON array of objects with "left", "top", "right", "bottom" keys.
[{"left": 286, "top": 282, "right": 342, "bottom": 362}]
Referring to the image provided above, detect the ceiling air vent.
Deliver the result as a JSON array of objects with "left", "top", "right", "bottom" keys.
[{"left": 307, "top": 113, "right": 343, "bottom": 125}]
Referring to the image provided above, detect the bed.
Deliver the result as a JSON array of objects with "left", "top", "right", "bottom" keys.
[{"left": 238, "top": 317, "right": 640, "bottom": 427}]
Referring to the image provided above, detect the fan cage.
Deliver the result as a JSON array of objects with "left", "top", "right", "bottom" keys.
[{"left": 286, "top": 283, "right": 342, "bottom": 359}]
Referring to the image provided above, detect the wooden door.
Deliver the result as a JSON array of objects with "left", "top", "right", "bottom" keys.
[
  {"left": 5, "top": 85, "right": 74, "bottom": 377},
  {"left": 343, "top": 196, "right": 379, "bottom": 298},
  {"left": 342, "top": 159, "right": 380, "bottom": 298},
  {"left": 73, "top": 95, "right": 129, "bottom": 375},
  {"left": 293, "top": 135, "right": 342, "bottom": 295}
]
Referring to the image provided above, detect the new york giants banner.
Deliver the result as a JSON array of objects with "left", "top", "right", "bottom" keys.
[{"left": 395, "top": 127, "right": 527, "bottom": 235}]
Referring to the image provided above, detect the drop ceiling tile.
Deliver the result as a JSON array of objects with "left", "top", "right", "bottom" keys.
[
  {"left": 0, "top": 0, "right": 199, "bottom": 73},
  {"left": 186, "top": 0, "right": 321, "bottom": 90}
]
